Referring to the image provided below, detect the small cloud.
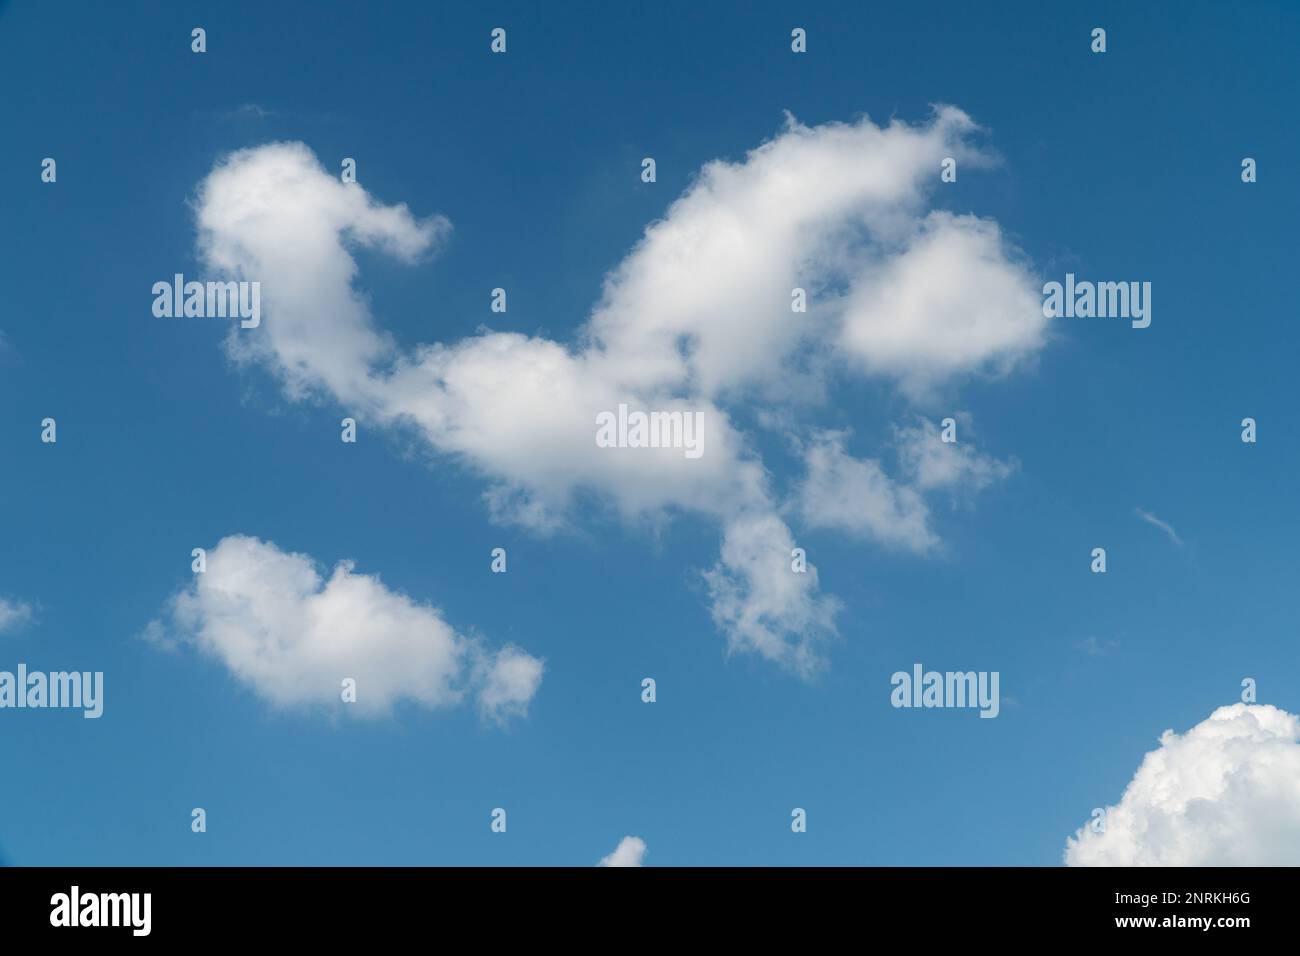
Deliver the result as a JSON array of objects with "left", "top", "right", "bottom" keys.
[
  {"left": 1075, "top": 636, "right": 1118, "bottom": 657},
  {"left": 598, "top": 836, "right": 647, "bottom": 867},
  {"left": 1135, "top": 508, "right": 1182, "bottom": 547},
  {"left": 476, "top": 646, "right": 545, "bottom": 727},
  {"left": 137, "top": 618, "right": 180, "bottom": 653},
  {"left": 224, "top": 103, "right": 275, "bottom": 120},
  {"left": 0, "top": 598, "right": 34, "bottom": 634},
  {"left": 895, "top": 414, "right": 1017, "bottom": 495},
  {"left": 146, "top": 534, "right": 543, "bottom": 721}
]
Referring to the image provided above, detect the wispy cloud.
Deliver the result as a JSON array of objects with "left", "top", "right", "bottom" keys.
[
  {"left": 1135, "top": 508, "right": 1182, "bottom": 547},
  {"left": 223, "top": 103, "right": 275, "bottom": 120},
  {"left": 1075, "top": 636, "right": 1118, "bottom": 657}
]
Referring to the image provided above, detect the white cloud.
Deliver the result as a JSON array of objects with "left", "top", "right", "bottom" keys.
[
  {"left": 703, "top": 510, "right": 841, "bottom": 676},
  {"left": 598, "top": 836, "right": 647, "bottom": 867},
  {"left": 584, "top": 106, "right": 1032, "bottom": 401},
  {"left": 1135, "top": 507, "right": 1183, "bottom": 547},
  {"left": 895, "top": 417, "right": 1016, "bottom": 493},
  {"left": 839, "top": 212, "right": 1046, "bottom": 400},
  {"left": 0, "top": 598, "right": 33, "bottom": 633},
  {"left": 223, "top": 103, "right": 275, "bottom": 120},
  {"left": 377, "top": 333, "right": 765, "bottom": 529},
  {"left": 191, "top": 108, "right": 1044, "bottom": 676},
  {"left": 148, "top": 535, "right": 542, "bottom": 721},
  {"left": 797, "top": 432, "right": 937, "bottom": 554},
  {"left": 1065, "top": 704, "right": 1300, "bottom": 866},
  {"left": 476, "top": 646, "right": 545, "bottom": 725},
  {"left": 1074, "top": 636, "right": 1118, "bottom": 657},
  {"left": 195, "top": 140, "right": 449, "bottom": 402},
  {"left": 792, "top": 421, "right": 1012, "bottom": 555}
]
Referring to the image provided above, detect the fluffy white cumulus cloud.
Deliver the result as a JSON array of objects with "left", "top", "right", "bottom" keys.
[
  {"left": 192, "top": 107, "right": 1042, "bottom": 674},
  {"left": 148, "top": 535, "right": 543, "bottom": 722},
  {"left": 196, "top": 141, "right": 449, "bottom": 402},
  {"left": 584, "top": 107, "right": 1038, "bottom": 401},
  {"left": 597, "top": 836, "right": 647, "bottom": 867},
  {"left": 1065, "top": 704, "right": 1300, "bottom": 866},
  {"left": 0, "top": 597, "right": 34, "bottom": 633},
  {"left": 840, "top": 213, "right": 1045, "bottom": 400}
]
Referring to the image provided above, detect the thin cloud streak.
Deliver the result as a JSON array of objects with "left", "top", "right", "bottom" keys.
[{"left": 1135, "top": 507, "right": 1182, "bottom": 547}]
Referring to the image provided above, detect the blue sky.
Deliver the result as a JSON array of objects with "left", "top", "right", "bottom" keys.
[{"left": 2, "top": 0, "right": 1299, "bottom": 866}]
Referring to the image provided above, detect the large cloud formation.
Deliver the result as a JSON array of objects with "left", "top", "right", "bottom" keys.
[
  {"left": 1065, "top": 704, "right": 1300, "bottom": 866},
  {"left": 147, "top": 535, "right": 543, "bottom": 722},
  {"left": 192, "top": 107, "right": 1041, "bottom": 674}
]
